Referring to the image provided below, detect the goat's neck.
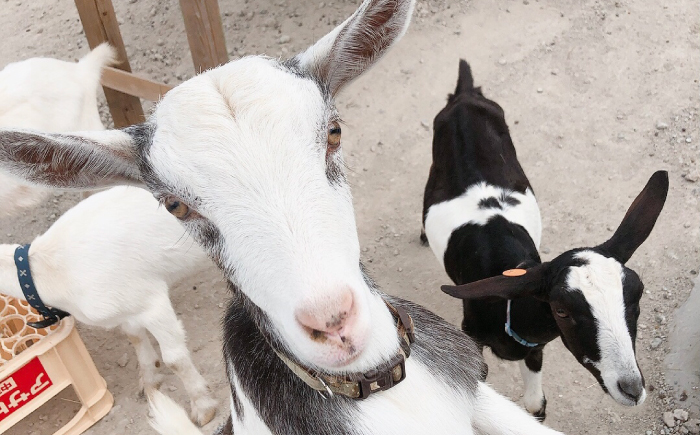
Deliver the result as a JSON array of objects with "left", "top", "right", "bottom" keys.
[{"left": 0, "top": 244, "right": 24, "bottom": 300}]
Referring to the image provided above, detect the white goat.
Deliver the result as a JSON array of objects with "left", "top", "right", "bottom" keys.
[
  {"left": 0, "top": 46, "right": 218, "bottom": 425},
  {"left": 0, "top": 1, "right": 563, "bottom": 434},
  {"left": 0, "top": 43, "right": 113, "bottom": 215},
  {"left": 0, "top": 186, "right": 217, "bottom": 425}
]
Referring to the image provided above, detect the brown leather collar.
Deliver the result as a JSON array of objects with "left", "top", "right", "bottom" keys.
[{"left": 273, "top": 299, "right": 415, "bottom": 400}]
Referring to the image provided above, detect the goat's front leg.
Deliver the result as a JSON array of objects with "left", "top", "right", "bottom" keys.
[
  {"left": 472, "top": 382, "right": 563, "bottom": 435},
  {"left": 519, "top": 350, "right": 547, "bottom": 421},
  {"left": 145, "top": 293, "right": 218, "bottom": 427},
  {"left": 122, "top": 324, "right": 164, "bottom": 397}
]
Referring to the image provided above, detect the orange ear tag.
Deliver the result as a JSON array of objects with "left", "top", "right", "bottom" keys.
[{"left": 502, "top": 269, "right": 527, "bottom": 277}]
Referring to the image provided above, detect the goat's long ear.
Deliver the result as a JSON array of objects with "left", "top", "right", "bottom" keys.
[
  {"left": 297, "top": 0, "right": 415, "bottom": 97},
  {"left": 599, "top": 170, "right": 669, "bottom": 264},
  {"left": 0, "top": 126, "right": 146, "bottom": 190},
  {"left": 441, "top": 263, "right": 550, "bottom": 301}
]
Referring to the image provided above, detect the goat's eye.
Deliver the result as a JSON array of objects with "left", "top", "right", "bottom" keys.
[
  {"left": 327, "top": 121, "right": 341, "bottom": 152},
  {"left": 555, "top": 308, "right": 569, "bottom": 318},
  {"left": 164, "top": 196, "right": 191, "bottom": 219}
]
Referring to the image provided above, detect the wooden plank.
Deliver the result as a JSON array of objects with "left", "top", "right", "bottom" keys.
[
  {"left": 101, "top": 67, "right": 174, "bottom": 102},
  {"left": 75, "top": 0, "right": 144, "bottom": 127},
  {"left": 179, "top": 0, "right": 228, "bottom": 73}
]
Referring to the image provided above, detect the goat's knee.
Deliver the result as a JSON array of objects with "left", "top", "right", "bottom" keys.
[{"left": 125, "top": 330, "right": 164, "bottom": 396}]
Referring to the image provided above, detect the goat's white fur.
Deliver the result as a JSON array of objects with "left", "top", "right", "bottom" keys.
[
  {"left": 0, "top": 43, "right": 116, "bottom": 216},
  {"left": 150, "top": 365, "right": 562, "bottom": 435},
  {"left": 149, "top": 55, "right": 400, "bottom": 372},
  {"left": 567, "top": 250, "right": 645, "bottom": 406},
  {"left": 0, "top": 46, "right": 218, "bottom": 425},
  {"left": 424, "top": 182, "right": 542, "bottom": 266},
  {"left": 0, "top": 187, "right": 217, "bottom": 424}
]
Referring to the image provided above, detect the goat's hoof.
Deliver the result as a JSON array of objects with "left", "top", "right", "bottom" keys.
[
  {"left": 531, "top": 397, "right": 547, "bottom": 422},
  {"left": 533, "top": 408, "right": 546, "bottom": 422},
  {"left": 138, "top": 385, "right": 160, "bottom": 400},
  {"left": 191, "top": 396, "right": 218, "bottom": 426},
  {"left": 419, "top": 231, "right": 429, "bottom": 246},
  {"left": 139, "top": 374, "right": 165, "bottom": 399}
]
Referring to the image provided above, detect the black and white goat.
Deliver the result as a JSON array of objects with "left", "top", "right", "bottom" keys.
[
  {"left": 422, "top": 60, "right": 669, "bottom": 419},
  {"left": 0, "top": 1, "right": 564, "bottom": 434}
]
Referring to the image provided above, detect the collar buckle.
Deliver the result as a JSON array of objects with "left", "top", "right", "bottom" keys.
[{"left": 358, "top": 351, "right": 407, "bottom": 399}]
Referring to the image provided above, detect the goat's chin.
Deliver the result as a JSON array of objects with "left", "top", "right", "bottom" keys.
[
  {"left": 323, "top": 350, "right": 363, "bottom": 369},
  {"left": 300, "top": 341, "right": 366, "bottom": 372},
  {"left": 607, "top": 383, "right": 647, "bottom": 407}
]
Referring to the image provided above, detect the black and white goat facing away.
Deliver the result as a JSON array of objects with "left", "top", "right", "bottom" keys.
[
  {"left": 0, "top": 1, "right": 563, "bottom": 434},
  {"left": 423, "top": 60, "right": 669, "bottom": 419}
]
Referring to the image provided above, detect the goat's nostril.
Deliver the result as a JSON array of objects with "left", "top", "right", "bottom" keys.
[
  {"left": 295, "top": 290, "right": 356, "bottom": 344},
  {"left": 617, "top": 379, "right": 644, "bottom": 402}
]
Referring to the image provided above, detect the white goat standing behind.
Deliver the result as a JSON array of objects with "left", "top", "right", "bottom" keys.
[
  {"left": 0, "top": 44, "right": 112, "bottom": 215},
  {"left": 0, "top": 45, "right": 218, "bottom": 425}
]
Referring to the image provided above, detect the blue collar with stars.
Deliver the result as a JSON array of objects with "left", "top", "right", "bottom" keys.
[
  {"left": 14, "top": 244, "right": 70, "bottom": 328},
  {"left": 504, "top": 299, "right": 540, "bottom": 348}
]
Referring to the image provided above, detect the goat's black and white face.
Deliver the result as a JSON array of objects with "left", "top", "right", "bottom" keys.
[
  {"left": 545, "top": 249, "right": 645, "bottom": 406},
  {"left": 442, "top": 171, "right": 669, "bottom": 407},
  {"left": 0, "top": 0, "right": 415, "bottom": 373}
]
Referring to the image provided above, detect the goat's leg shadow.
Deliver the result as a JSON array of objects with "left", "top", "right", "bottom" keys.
[
  {"left": 145, "top": 288, "right": 219, "bottom": 426},
  {"left": 122, "top": 325, "right": 165, "bottom": 397},
  {"left": 518, "top": 349, "right": 547, "bottom": 421}
]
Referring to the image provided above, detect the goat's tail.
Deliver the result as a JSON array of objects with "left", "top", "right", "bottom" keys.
[
  {"left": 78, "top": 43, "right": 118, "bottom": 77},
  {"left": 453, "top": 59, "right": 475, "bottom": 95},
  {"left": 148, "top": 390, "right": 204, "bottom": 435},
  {"left": 471, "top": 382, "right": 564, "bottom": 435}
]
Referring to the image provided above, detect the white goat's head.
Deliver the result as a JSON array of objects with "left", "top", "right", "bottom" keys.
[{"left": 0, "top": 0, "right": 415, "bottom": 372}]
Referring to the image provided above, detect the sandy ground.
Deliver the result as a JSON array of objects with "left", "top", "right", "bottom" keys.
[{"left": 0, "top": 0, "right": 699, "bottom": 434}]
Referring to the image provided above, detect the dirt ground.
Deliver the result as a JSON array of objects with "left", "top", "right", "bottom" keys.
[{"left": 0, "top": 0, "right": 698, "bottom": 434}]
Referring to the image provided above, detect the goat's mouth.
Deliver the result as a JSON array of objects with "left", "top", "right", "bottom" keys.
[
  {"left": 326, "top": 348, "right": 362, "bottom": 368},
  {"left": 581, "top": 359, "right": 646, "bottom": 406},
  {"left": 304, "top": 331, "right": 365, "bottom": 369},
  {"left": 610, "top": 376, "right": 646, "bottom": 406},
  {"left": 593, "top": 371, "right": 646, "bottom": 407}
]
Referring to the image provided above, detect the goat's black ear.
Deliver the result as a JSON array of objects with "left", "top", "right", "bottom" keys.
[
  {"left": 441, "top": 263, "right": 549, "bottom": 301},
  {"left": 453, "top": 59, "right": 475, "bottom": 96},
  {"left": 599, "top": 171, "right": 669, "bottom": 264}
]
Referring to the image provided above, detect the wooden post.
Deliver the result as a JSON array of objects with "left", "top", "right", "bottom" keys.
[
  {"left": 75, "top": 0, "right": 144, "bottom": 127},
  {"left": 179, "top": 0, "right": 229, "bottom": 73}
]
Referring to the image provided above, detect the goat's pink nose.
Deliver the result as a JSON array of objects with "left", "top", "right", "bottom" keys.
[{"left": 295, "top": 291, "right": 356, "bottom": 346}]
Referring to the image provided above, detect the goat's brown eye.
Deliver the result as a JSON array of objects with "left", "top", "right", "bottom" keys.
[
  {"left": 164, "top": 196, "right": 191, "bottom": 219},
  {"left": 555, "top": 308, "right": 569, "bottom": 318},
  {"left": 327, "top": 121, "right": 341, "bottom": 152}
]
